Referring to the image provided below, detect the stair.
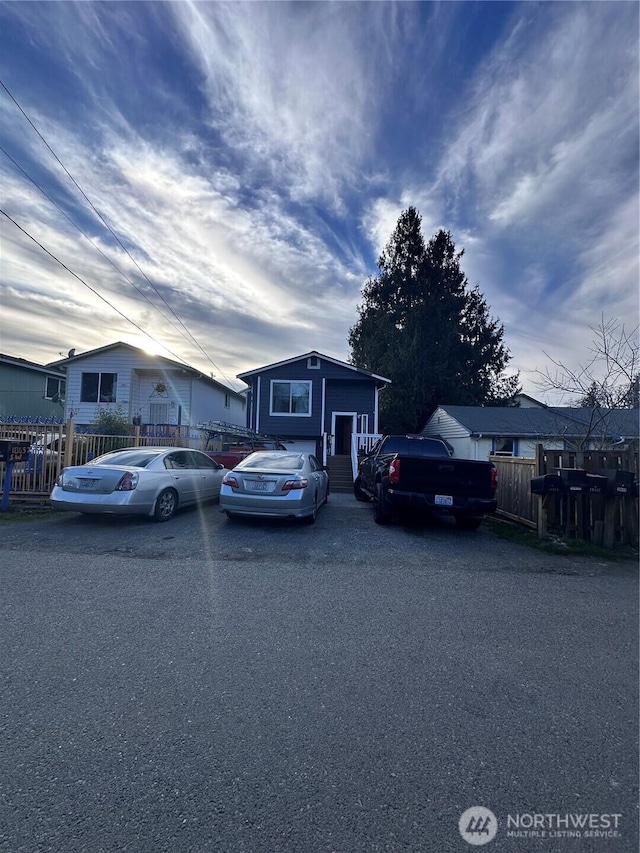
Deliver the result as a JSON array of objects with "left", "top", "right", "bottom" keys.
[{"left": 326, "top": 454, "right": 354, "bottom": 494}]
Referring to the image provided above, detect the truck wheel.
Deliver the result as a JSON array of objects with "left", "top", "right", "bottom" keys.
[
  {"left": 456, "top": 515, "right": 483, "bottom": 531},
  {"left": 353, "top": 476, "right": 370, "bottom": 502},
  {"left": 373, "top": 483, "right": 391, "bottom": 525}
]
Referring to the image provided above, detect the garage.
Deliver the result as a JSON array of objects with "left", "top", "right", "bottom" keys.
[{"left": 280, "top": 439, "right": 319, "bottom": 456}]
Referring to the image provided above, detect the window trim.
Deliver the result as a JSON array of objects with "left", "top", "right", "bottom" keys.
[
  {"left": 269, "top": 380, "right": 312, "bottom": 417},
  {"left": 307, "top": 356, "right": 320, "bottom": 369}
]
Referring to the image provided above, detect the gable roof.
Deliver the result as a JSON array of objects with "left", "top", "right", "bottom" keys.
[
  {"left": 237, "top": 351, "right": 391, "bottom": 384},
  {"left": 1, "top": 353, "right": 65, "bottom": 377},
  {"left": 47, "top": 342, "right": 245, "bottom": 399},
  {"left": 430, "top": 405, "right": 639, "bottom": 441}
]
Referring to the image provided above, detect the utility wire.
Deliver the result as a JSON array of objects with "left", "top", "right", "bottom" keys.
[
  {"left": 1, "top": 208, "right": 201, "bottom": 370},
  {"left": 1, "top": 144, "right": 202, "bottom": 351},
  {"left": 0, "top": 78, "right": 240, "bottom": 390}
]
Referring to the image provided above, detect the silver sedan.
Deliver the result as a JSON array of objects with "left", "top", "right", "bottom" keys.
[
  {"left": 219, "top": 451, "right": 329, "bottom": 524},
  {"left": 50, "top": 447, "right": 227, "bottom": 521}
]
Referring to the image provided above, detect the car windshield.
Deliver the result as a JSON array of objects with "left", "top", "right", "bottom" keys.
[
  {"left": 92, "top": 450, "right": 163, "bottom": 468},
  {"left": 237, "top": 452, "right": 304, "bottom": 471}
]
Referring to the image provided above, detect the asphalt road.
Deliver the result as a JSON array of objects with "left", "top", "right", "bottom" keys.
[{"left": 1, "top": 495, "right": 638, "bottom": 853}]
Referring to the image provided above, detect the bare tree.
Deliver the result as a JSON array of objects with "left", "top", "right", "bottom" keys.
[{"left": 536, "top": 316, "right": 639, "bottom": 449}]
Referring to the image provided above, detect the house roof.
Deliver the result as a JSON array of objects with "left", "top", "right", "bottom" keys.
[
  {"left": 237, "top": 351, "right": 392, "bottom": 384},
  {"left": 47, "top": 342, "right": 245, "bottom": 399},
  {"left": 430, "top": 405, "right": 639, "bottom": 441},
  {"left": 1, "top": 353, "right": 65, "bottom": 376}
]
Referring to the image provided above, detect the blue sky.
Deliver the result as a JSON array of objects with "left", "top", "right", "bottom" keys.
[{"left": 1, "top": 1, "right": 638, "bottom": 399}]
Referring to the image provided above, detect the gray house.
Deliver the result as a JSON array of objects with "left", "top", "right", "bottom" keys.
[
  {"left": 421, "top": 404, "right": 639, "bottom": 460},
  {"left": 0, "top": 354, "right": 67, "bottom": 419},
  {"left": 237, "top": 351, "right": 390, "bottom": 464}
]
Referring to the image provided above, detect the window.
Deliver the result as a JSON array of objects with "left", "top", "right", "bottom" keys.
[
  {"left": 493, "top": 438, "right": 515, "bottom": 457},
  {"left": 45, "top": 376, "right": 66, "bottom": 400},
  {"left": 150, "top": 403, "right": 169, "bottom": 424},
  {"left": 307, "top": 356, "right": 320, "bottom": 369},
  {"left": 81, "top": 372, "right": 117, "bottom": 403},
  {"left": 270, "top": 381, "right": 311, "bottom": 416},
  {"left": 164, "top": 451, "right": 191, "bottom": 470},
  {"left": 224, "top": 393, "right": 231, "bottom": 409}
]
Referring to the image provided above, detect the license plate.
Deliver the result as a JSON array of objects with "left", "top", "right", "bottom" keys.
[
  {"left": 435, "top": 494, "right": 453, "bottom": 506},
  {"left": 249, "top": 481, "right": 271, "bottom": 492},
  {"left": 77, "top": 478, "right": 99, "bottom": 490}
]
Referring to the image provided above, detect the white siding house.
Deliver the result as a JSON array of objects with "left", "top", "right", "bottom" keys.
[
  {"left": 421, "top": 404, "right": 638, "bottom": 459},
  {"left": 48, "top": 342, "right": 246, "bottom": 429}
]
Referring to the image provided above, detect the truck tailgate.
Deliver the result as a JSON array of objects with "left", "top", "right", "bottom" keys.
[{"left": 398, "top": 457, "right": 494, "bottom": 498}]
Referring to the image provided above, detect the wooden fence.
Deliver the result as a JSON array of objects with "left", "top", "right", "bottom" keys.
[
  {"left": 491, "top": 445, "right": 639, "bottom": 548},
  {"left": 490, "top": 455, "right": 538, "bottom": 529}
]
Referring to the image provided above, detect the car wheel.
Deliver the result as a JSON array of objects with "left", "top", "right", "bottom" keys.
[
  {"left": 456, "top": 515, "right": 483, "bottom": 531},
  {"left": 353, "top": 476, "right": 370, "bottom": 502},
  {"left": 373, "top": 483, "right": 391, "bottom": 525},
  {"left": 154, "top": 488, "right": 178, "bottom": 522},
  {"left": 303, "top": 495, "right": 318, "bottom": 525}
]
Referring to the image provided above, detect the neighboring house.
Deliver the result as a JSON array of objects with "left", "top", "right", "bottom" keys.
[
  {"left": 0, "top": 354, "right": 66, "bottom": 419},
  {"left": 47, "top": 342, "right": 246, "bottom": 429},
  {"left": 421, "top": 405, "right": 639, "bottom": 460},
  {"left": 513, "top": 392, "right": 547, "bottom": 408},
  {"left": 237, "top": 351, "right": 391, "bottom": 461}
]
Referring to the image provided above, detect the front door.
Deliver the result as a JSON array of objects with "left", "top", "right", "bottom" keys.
[{"left": 332, "top": 413, "right": 356, "bottom": 456}]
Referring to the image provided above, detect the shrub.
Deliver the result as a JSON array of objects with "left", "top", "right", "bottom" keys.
[{"left": 88, "top": 406, "right": 133, "bottom": 436}]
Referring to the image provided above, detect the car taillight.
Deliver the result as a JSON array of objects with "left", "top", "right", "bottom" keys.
[
  {"left": 222, "top": 473, "right": 239, "bottom": 488},
  {"left": 56, "top": 470, "right": 65, "bottom": 486},
  {"left": 282, "top": 478, "right": 308, "bottom": 491},
  {"left": 388, "top": 457, "right": 400, "bottom": 485},
  {"left": 491, "top": 464, "right": 498, "bottom": 492},
  {"left": 116, "top": 472, "right": 138, "bottom": 491}
]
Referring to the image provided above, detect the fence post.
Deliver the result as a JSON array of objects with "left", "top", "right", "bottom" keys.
[
  {"left": 64, "top": 419, "right": 74, "bottom": 468},
  {"left": 535, "top": 444, "right": 547, "bottom": 538},
  {"left": 134, "top": 425, "right": 140, "bottom": 447}
]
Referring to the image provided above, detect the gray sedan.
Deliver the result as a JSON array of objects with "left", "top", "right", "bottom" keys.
[
  {"left": 50, "top": 447, "right": 227, "bottom": 521},
  {"left": 219, "top": 451, "right": 329, "bottom": 523}
]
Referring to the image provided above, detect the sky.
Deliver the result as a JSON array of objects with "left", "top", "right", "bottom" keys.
[{"left": 0, "top": 1, "right": 638, "bottom": 401}]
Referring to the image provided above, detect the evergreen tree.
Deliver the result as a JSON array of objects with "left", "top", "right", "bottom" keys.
[{"left": 348, "top": 207, "right": 519, "bottom": 432}]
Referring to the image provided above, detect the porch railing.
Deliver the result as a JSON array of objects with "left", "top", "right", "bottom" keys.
[{"left": 350, "top": 432, "right": 382, "bottom": 480}]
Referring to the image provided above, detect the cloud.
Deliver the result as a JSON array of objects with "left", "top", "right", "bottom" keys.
[
  {"left": 438, "top": 4, "right": 638, "bottom": 233},
  {"left": 1, "top": 0, "right": 637, "bottom": 405},
  {"left": 168, "top": 1, "right": 403, "bottom": 208}
]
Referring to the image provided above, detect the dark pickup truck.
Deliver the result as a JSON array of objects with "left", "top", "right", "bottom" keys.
[{"left": 354, "top": 435, "right": 498, "bottom": 528}]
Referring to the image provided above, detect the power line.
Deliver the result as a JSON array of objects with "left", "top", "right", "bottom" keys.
[
  {"left": 0, "top": 78, "right": 241, "bottom": 390},
  {"left": 1, "top": 208, "right": 198, "bottom": 370},
  {"left": 0, "top": 144, "right": 202, "bottom": 349}
]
